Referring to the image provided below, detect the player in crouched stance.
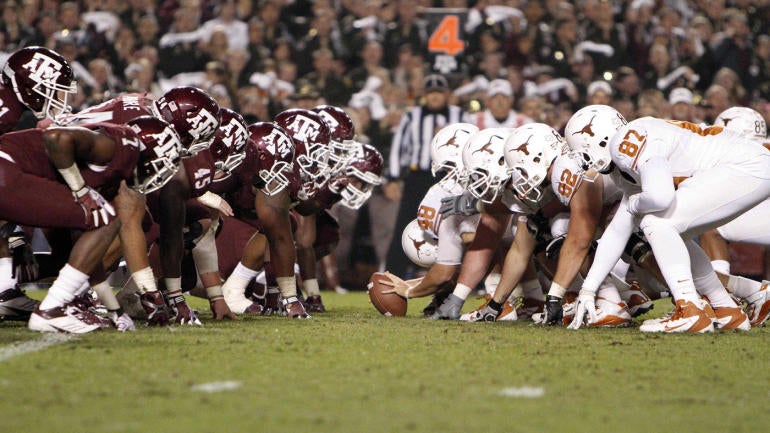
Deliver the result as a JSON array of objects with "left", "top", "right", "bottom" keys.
[{"left": 570, "top": 115, "right": 767, "bottom": 332}]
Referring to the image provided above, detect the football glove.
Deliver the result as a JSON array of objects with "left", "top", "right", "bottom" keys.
[
  {"left": 567, "top": 290, "right": 598, "bottom": 330},
  {"left": 74, "top": 186, "right": 116, "bottom": 229},
  {"left": 439, "top": 193, "right": 480, "bottom": 216}
]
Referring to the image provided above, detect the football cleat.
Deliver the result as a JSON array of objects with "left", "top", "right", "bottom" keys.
[
  {"left": 744, "top": 282, "right": 770, "bottom": 327},
  {"left": 623, "top": 285, "right": 654, "bottom": 318},
  {"left": 713, "top": 306, "right": 750, "bottom": 331},
  {"left": 515, "top": 297, "right": 544, "bottom": 320},
  {"left": 304, "top": 295, "right": 326, "bottom": 313},
  {"left": 0, "top": 287, "right": 39, "bottom": 321},
  {"left": 497, "top": 300, "right": 518, "bottom": 321},
  {"left": 428, "top": 293, "right": 464, "bottom": 320},
  {"left": 422, "top": 290, "right": 450, "bottom": 317},
  {"left": 588, "top": 298, "right": 632, "bottom": 327},
  {"left": 140, "top": 291, "right": 170, "bottom": 326},
  {"left": 639, "top": 299, "right": 714, "bottom": 333},
  {"left": 282, "top": 296, "right": 311, "bottom": 319},
  {"left": 28, "top": 302, "right": 103, "bottom": 333},
  {"left": 460, "top": 304, "right": 500, "bottom": 322},
  {"left": 260, "top": 287, "right": 283, "bottom": 316}
]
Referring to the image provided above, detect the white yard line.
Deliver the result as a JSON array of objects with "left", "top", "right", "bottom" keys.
[
  {"left": 0, "top": 334, "right": 73, "bottom": 362},
  {"left": 497, "top": 386, "right": 545, "bottom": 398},
  {"left": 191, "top": 381, "right": 243, "bottom": 393}
]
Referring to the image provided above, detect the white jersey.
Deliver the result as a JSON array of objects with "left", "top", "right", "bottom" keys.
[
  {"left": 550, "top": 154, "right": 623, "bottom": 207},
  {"left": 610, "top": 117, "right": 770, "bottom": 182},
  {"left": 472, "top": 110, "right": 533, "bottom": 129},
  {"left": 416, "top": 183, "right": 481, "bottom": 265}
]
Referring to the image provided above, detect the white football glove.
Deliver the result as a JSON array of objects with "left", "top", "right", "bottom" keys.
[{"left": 567, "top": 289, "right": 598, "bottom": 330}]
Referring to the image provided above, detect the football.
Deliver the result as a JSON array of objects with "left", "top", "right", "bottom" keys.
[{"left": 367, "top": 272, "right": 407, "bottom": 317}]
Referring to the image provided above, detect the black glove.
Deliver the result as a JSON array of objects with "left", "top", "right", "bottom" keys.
[
  {"left": 439, "top": 193, "right": 480, "bottom": 216},
  {"left": 9, "top": 231, "right": 38, "bottom": 282},
  {"left": 541, "top": 295, "right": 563, "bottom": 326}
]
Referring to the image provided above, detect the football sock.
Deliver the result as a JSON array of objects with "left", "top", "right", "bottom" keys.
[
  {"left": 727, "top": 274, "right": 762, "bottom": 299},
  {"left": 597, "top": 279, "right": 622, "bottom": 303},
  {"left": 687, "top": 239, "right": 737, "bottom": 308},
  {"left": 40, "top": 264, "right": 89, "bottom": 309},
  {"left": 0, "top": 257, "right": 16, "bottom": 292},
  {"left": 484, "top": 272, "right": 501, "bottom": 296},
  {"left": 710, "top": 259, "right": 730, "bottom": 275},
  {"left": 641, "top": 219, "right": 699, "bottom": 303},
  {"left": 303, "top": 278, "right": 321, "bottom": 297},
  {"left": 92, "top": 280, "right": 121, "bottom": 312},
  {"left": 452, "top": 283, "right": 473, "bottom": 301},
  {"left": 276, "top": 276, "right": 297, "bottom": 299}
]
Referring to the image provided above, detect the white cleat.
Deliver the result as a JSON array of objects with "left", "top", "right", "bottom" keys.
[
  {"left": 639, "top": 299, "right": 714, "bottom": 333},
  {"left": 497, "top": 300, "right": 518, "bottom": 321},
  {"left": 622, "top": 285, "right": 654, "bottom": 317},
  {"left": 28, "top": 303, "right": 102, "bottom": 334},
  {"left": 713, "top": 306, "right": 750, "bottom": 331},
  {"left": 588, "top": 298, "right": 632, "bottom": 327}
]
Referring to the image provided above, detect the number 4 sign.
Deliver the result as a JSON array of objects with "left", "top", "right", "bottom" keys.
[{"left": 424, "top": 8, "right": 467, "bottom": 75}]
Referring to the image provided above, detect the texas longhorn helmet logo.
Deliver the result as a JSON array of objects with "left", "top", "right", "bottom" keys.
[
  {"left": 473, "top": 135, "right": 502, "bottom": 155},
  {"left": 572, "top": 114, "right": 597, "bottom": 137},
  {"left": 409, "top": 236, "right": 427, "bottom": 258},
  {"left": 439, "top": 130, "right": 461, "bottom": 148},
  {"left": 514, "top": 134, "right": 534, "bottom": 156}
]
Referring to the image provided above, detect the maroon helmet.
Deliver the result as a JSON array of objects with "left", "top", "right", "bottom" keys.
[
  {"left": 331, "top": 142, "right": 383, "bottom": 209},
  {"left": 199, "top": 108, "right": 249, "bottom": 173},
  {"left": 126, "top": 116, "right": 183, "bottom": 194},
  {"left": 313, "top": 105, "right": 356, "bottom": 171},
  {"left": 152, "top": 86, "right": 220, "bottom": 149},
  {"left": 1, "top": 46, "right": 77, "bottom": 119},
  {"left": 273, "top": 108, "right": 332, "bottom": 185},
  {"left": 247, "top": 122, "right": 296, "bottom": 196}
]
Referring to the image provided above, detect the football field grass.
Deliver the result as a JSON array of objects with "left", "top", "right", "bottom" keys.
[{"left": 1, "top": 291, "right": 769, "bottom": 433}]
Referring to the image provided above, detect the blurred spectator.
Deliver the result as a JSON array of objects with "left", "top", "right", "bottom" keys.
[
  {"left": 0, "top": 2, "right": 33, "bottom": 51},
  {"left": 294, "top": 8, "right": 348, "bottom": 77},
  {"left": 258, "top": 0, "right": 291, "bottom": 52},
  {"left": 519, "top": 94, "right": 548, "bottom": 123},
  {"left": 586, "top": 80, "right": 613, "bottom": 106},
  {"left": 613, "top": 66, "right": 641, "bottom": 100},
  {"left": 346, "top": 40, "right": 390, "bottom": 94},
  {"left": 158, "top": 6, "right": 211, "bottom": 77},
  {"left": 237, "top": 85, "right": 270, "bottom": 123},
  {"left": 382, "top": 0, "right": 426, "bottom": 68},
  {"left": 613, "top": 97, "right": 636, "bottom": 121},
  {"left": 712, "top": 67, "right": 747, "bottom": 106},
  {"left": 668, "top": 87, "right": 697, "bottom": 121},
  {"left": 702, "top": 84, "right": 733, "bottom": 124},
  {"left": 469, "top": 79, "right": 532, "bottom": 128},
  {"left": 199, "top": 0, "right": 248, "bottom": 51},
  {"left": 301, "top": 48, "right": 351, "bottom": 107},
  {"left": 712, "top": 9, "right": 754, "bottom": 91},
  {"left": 246, "top": 17, "right": 271, "bottom": 73}
]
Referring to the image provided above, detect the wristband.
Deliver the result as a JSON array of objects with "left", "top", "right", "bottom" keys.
[
  {"left": 206, "top": 284, "right": 224, "bottom": 299},
  {"left": 131, "top": 267, "right": 157, "bottom": 294},
  {"left": 276, "top": 276, "right": 297, "bottom": 298},
  {"left": 547, "top": 281, "right": 567, "bottom": 298},
  {"left": 198, "top": 191, "right": 223, "bottom": 209},
  {"left": 58, "top": 163, "right": 86, "bottom": 192}
]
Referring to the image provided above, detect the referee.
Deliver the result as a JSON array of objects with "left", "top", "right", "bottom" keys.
[{"left": 383, "top": 74, "right": 466, "bottom": 277}]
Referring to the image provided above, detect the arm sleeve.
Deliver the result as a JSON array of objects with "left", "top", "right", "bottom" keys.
[
  {"left": 582, "top": 194, "right": 637, "bottom": 293},
  {"left": 627, "top": 156, "right": 675, "bottom": 215}
]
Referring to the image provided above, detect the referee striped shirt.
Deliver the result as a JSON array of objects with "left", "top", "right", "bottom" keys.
[{"left": 387, "top": 104, "right": 466, "bottom": 179}]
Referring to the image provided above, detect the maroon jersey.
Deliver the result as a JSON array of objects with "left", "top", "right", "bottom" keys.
[
  {"left": 80, "top": 123, "right": 142, "bottom": 199},
  {"left": 0, "top": 85, "right": 26, "bottom": 134},
  {"left": 59, "top": 93, "right": 155, "bottom": 125},
  {"left": 182, "top": 149, "right": 216, "bottom": 198}
]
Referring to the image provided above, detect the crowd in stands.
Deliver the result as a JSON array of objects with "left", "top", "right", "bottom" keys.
[{"left": 4, "top": 0, "right": 769, "bottom": 287}]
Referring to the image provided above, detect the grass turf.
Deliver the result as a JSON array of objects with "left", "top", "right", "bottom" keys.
[{"left": 1, "top": 291, "right": 768, "bottom": 433}]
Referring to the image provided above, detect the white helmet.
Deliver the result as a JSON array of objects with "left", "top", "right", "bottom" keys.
[
  {"left": 505, "top": 123, "right": 566, "bottom": 205},
  {"left": 401, "top": 219, "right": 438, "bottom": 268},
  {"left": 564, "top": 104, "right": 627, "bottom": 173},
  {"left": 462, "top": 127, "right": 513, "bottom": 203},
  {"left": 430, "top": 123, "right": 480, "bottom": 191},
  {"left": 714, "top": 106, "right": 767, "bottom": 143}
]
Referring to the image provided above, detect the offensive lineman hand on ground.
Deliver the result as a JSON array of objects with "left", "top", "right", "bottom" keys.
[
  {"left": 210, "top": 298, "right": 238, "bottom": 320},
  {"left": 74, "top": 186, "right": 116, "bottom": 228},
  {"left": 379, "top": 271, "right": 412, "bottom": 298},
  {"left": 567, "top": 290, "right": 598, "bottom": 330},
  {"left": 439, "top": 193, "right": 480, "bottom": 216}
]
